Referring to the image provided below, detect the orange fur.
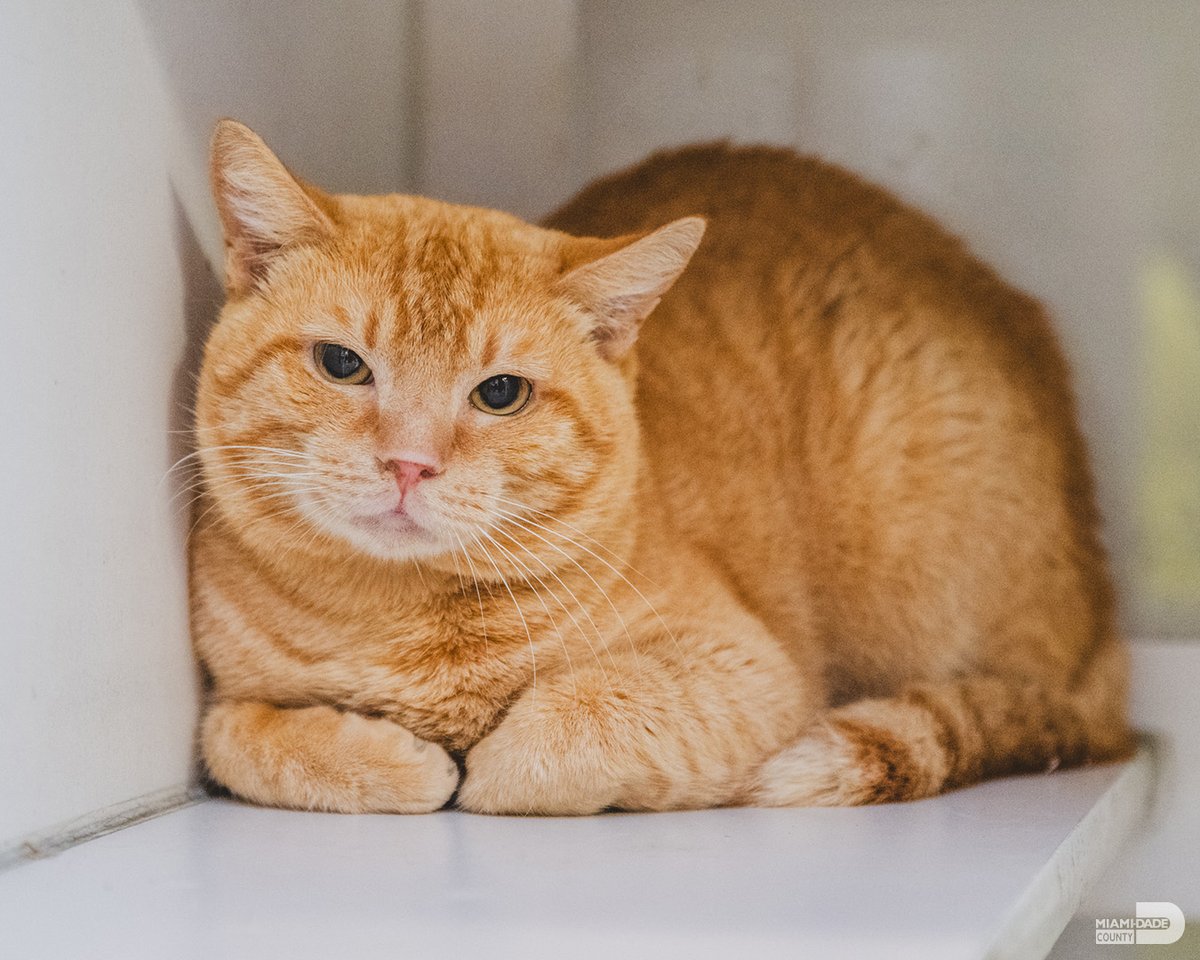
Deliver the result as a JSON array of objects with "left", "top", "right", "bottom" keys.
[{"left": 190, "top": 121, "right": 1131, "bottom": 815}]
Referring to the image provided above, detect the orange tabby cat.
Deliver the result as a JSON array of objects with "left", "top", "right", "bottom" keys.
[{"left": 190, "top": 119, "right": 1132, "bottom": 815}]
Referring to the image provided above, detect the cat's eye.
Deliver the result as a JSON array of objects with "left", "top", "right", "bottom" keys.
[
  {"left": 314, "top": 342, "right": 373, "bottom": 385},
  {"left": 470, "top": 375, "right": 532, "bottom": 415}
]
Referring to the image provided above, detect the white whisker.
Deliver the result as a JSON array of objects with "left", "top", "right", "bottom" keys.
[
  {"left": 492, "top": 504, "right": 683, "bottom": 665},
  {"left": 489, "top": 506, "right": 646, "bottom": 675},
  {"left": 453, "top": 530, "right": 490, "bottom": 656},
  {"left": 474, "top": 532, "right": 537, "bottom": 701},
  {"left": 490, "top": 493, "right": 662, "bottom": 589},
  {"left": 482, "top": 530, "right": 578, "bottom": 696},
  {"left": 490, "top": 525, "right": 617, "bottom": 682}
]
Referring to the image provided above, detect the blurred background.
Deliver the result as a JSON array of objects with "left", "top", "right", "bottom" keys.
[{"left": 1, "top": 1, "right": 1195, "bottom": 953}]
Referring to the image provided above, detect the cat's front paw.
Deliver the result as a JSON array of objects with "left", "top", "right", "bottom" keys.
[
  {"left": 331, "top": 710, "right": 462, "bottom": 813},
  {"left": 203, "top": 702, "right": 460, "bottom": 814},
  {"left": 457, "top": 684, "right": 628, "bottom": 816}
]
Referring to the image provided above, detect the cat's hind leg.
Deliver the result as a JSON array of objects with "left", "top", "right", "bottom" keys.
[
  {"left": 202, "top": 701, "right": 460, "bottom": 813},
  {"left": 747, "top": 641, "right": 1134, "bottom": 806}
]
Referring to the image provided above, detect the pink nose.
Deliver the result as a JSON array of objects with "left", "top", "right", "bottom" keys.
[{"left": 385, "top": 458, "right": 441, "bottom": 496}]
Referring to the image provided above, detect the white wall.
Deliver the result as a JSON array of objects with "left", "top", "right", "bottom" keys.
[
  {"left": 0, "top": 0, "right": 412, "bottom": 852},
  {"left": 415, "top": 0, "right": 581, "bottom": 221}
]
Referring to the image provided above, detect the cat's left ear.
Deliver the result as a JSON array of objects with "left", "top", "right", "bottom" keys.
[
  {"left": 210, "top": 119, "right": 334, "bottom": 295},
  {"left": 557, "top": 217, "right": 706, "bottom": 360}
]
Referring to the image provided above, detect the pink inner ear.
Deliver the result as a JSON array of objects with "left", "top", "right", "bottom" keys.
[
  {"left": 560, "top": 217, "right": 706, "bottom": 361},
  {"left": 211, "top": 120, "right": 332, "bottom": 294},
  {"left": 588, "top": 295, "right": 663, "bottom": 360},
  {"left": 226, "top": 228, "right": 285, "bottom": 288}
]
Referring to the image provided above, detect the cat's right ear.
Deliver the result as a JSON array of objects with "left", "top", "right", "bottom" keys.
[{"left": 210, "top": 119, "right": 333, "bottom": 295}]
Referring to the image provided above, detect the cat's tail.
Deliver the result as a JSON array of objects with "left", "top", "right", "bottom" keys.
[{"left": 747, "top": 640, "right": 1135, "bottom": 806}]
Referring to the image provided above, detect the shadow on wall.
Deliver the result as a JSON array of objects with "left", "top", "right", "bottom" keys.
[
  {"left": 166, "top": 189, "right": 223, "bottom": 557},
  {"left": 132, "top": 0, "right": 411, "bottom": 197}
]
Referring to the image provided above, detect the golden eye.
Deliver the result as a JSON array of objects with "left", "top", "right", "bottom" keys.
[
  {"left": 315, "top": 342, "right": 373, "bottom": 385},
  {"left": 470, "top": 375, "right": 531, "bottom": 415}
]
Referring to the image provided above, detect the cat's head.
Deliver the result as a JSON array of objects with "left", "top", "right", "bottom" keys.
[{"left": 195, "top": 120, "right": 703, "bottom": 572}]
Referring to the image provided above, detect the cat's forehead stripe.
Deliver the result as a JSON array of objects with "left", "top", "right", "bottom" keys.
[
  {"left": 479, "top": 329, "right": 500, "bottom": 371},
  {"left": 361, "top": 307, "right": 380, "bottom": 352}
]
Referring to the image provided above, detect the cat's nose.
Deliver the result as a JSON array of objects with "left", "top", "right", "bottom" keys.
[{"left": 383, "top": 457, "right": 442, "bottom": 495}]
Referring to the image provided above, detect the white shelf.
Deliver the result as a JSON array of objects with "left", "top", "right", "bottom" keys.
[{"left": 0, "top": 750, "right": 1152, "bottom": 960}]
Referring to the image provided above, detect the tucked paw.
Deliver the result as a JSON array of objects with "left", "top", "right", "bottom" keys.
[
  {"left": 330, "top": 710, "right": 461, "bottom": 813},
  {"left": 749, "top": 715, "right": 928, "bottom": 807},
  {"left": 749, "top": 723, "right": 875, "bottom": 806},
  {"left": 203, "top": 702, "right": 460, "bottom": 814},
  {"left": 457, "top": 689, "right": 627, "bottom": 816}
]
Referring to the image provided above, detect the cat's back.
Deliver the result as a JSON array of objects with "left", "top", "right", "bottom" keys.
[
  {"left": 546, "top": 144, "right": 1099, "bottom": 692},
  {"left": 545, "top": 142, "right": 969, "bottom": 304},
  {"left": 545, "top": 142, "right": 1046, "bottom": 367}
]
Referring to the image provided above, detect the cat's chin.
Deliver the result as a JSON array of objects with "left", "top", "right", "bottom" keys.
[
  {"left": 353, "top": 509, "right": 428, "bottom": 537},
  {"left": 337, "top": 509, "right": 455, "bottom": 562}
]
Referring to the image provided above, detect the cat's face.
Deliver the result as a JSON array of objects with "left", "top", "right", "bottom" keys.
[{"left": 196, "top": 122, "right": 702, "bottom": 571}]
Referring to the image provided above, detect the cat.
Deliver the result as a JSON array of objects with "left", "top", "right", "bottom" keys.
[{"left": 190, "top": 119, "right": 1133, "bottom": 815}]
